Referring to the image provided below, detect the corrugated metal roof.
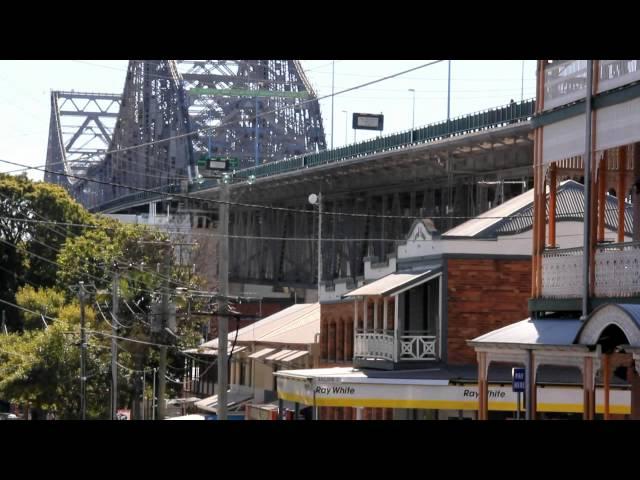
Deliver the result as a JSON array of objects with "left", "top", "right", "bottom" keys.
[
  {"left": 443, "top": 187, "right": 536, "bottom": 238},
  {"left": 617, "top": 304, "right": 640, "bottom": 330},
  {"left": 279, "top": 350, "right": 309, "bottom": 363},
  {"left": 275, "top": 364, "right": 628, "bottom": 386},
  {"left": 194, "top": 391, "right": 253, "bottom": 413},
  {"left": 443, "top": 180, "right": 633, "bottom": 239},
  {"left": 266, "top": 349, "right": 294, "bottom": 361},
  {"left": 248, "top": 347, "right": 276, "bottom": 359},
  {"left": 344, "top": 269, "right": 440, "bottom": 297},
  {"left": 200, "top": 303, "right": 320, "bottom": 349},
  {"left": 470, "top": 318, "right": 582, "bottom": 346}
]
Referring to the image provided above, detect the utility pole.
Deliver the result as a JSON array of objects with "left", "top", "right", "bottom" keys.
[
  {"left": 78, "top": 282, "right": 87, "bottom": 420},
  {"left": 331, "top": 60, "right": 335, "bottom": 150},
  {"left": 217, "top": 180, "right": 230, "bottom": 420},
  {"left": 447, "top": 60, "right": 451, "bottom": 121},
  {"left": 152, "top": 367, "right": 157, "bottom": 420},
  {"left": 158, "top": 244, "right": 171, "bottom": 420},
  {"left": 318, "top": 193, "right": 322, "bottom": 297},
  {"left": 141, "top": 370, "right": 146, "bottom": 421},
  {"left": 111, "top": 266, "right": 119, "bottom": 421},
  {"left": 1, "top": 310, "right": 7, "bottom": 335}
]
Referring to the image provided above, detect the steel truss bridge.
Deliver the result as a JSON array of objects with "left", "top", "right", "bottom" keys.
[
  {"left": 45, "top": 60, "right": 327, "bottom": 209},
  {"left": 93, "top": 99, "right": 537, "bottom": 291}
]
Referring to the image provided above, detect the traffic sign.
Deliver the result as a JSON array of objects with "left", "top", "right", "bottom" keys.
[
  {"left": 352, "top": 113, "right": 384, "bottom": 131},
  {"left": 512, "top": 368, "right": 525, "bottom": 393}
]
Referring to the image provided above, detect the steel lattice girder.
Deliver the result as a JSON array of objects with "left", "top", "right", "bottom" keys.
[
  {"left": 44, "top": 91, "right": 121, "bottom": 189},
  {"left": 72, "top": 60, "right": 195, "bottom": 208},
  {"left": 177, "top": 60, "right": 326, "bottom": 169}
]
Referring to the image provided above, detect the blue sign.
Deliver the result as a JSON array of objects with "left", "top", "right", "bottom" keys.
[{"left": 512, "top": 368, "right": 525, "bottom": 393}]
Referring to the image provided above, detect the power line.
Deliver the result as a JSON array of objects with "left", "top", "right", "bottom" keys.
[{"left": 19, "top": 61, "right": 446, "bottom": 168}]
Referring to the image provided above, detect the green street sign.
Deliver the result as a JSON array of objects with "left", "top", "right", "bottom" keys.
[
  {"left": 197, "top": 156, "right": 240, "bottom": 170},
  {"left": 188, "top": 88, "right": 309, "bottom": 99}
]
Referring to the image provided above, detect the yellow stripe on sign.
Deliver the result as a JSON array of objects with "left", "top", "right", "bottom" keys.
[{"left": 278, "top": 392, "right": 631, "bottom": 414}]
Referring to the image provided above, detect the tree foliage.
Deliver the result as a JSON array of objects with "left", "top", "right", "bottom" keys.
[{"left": 0, "top": 173, "right": 90, "bottom": 330}]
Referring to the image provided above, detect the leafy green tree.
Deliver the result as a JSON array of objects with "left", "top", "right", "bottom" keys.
[
  {"left": 14, "top": 286, "right": 66, "bottom": 331},
  {"left": 0, "top": 173, "right": 90, "bottom": 330},
  {"left": 0, "top": 300, "right": 112, "bottom": 419}
]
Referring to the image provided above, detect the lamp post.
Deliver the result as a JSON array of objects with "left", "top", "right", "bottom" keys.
[
  {"left": 342, "top": 110, "right": 348, "bottom": 146},
  {"left": 447, "top": 60, "right": 451, "bottom": 121},
  {"left": 408, "top": 88, "right": 416, "bottom": 142},
  {"left": 308, "top": 193, "right": 322, "bottom": 302}
]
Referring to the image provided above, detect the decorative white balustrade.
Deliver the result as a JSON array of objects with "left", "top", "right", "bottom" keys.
[
  {"left": 354, "top": 330, "right": 438, "bottom": 362},
  {"left": 354, "top": 330, "right": 395, "bottom": 361},
  {"left": 595, "top": 242, "right": 640, "bottom": 297},
  {"left": 399, "top": 332, "right": 437, "bottom": 360},
  {"left": 541, "top": 247, "right": 584, "bottom": 298},
  {"left": 541, "top": 242, "right": 640, "bottom": 299},
  {"left": 543, "top": 60, "right": 640, "bottom": 111},
  {"left": 543, "top": 60, "right": 588, "bottom": 111}
]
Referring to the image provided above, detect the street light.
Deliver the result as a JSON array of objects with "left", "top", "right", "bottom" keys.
[
  {"left": 408, "top": 89, "right": 416, "bottom": 142},
  {"left": 342, "top": 110, "right": 348, "bottom": 146},
  {"left": 308, "top": 193, "right": 322, "bottom": 301}
]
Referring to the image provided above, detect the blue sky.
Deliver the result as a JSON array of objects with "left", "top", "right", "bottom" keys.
[{"left": 0, "top": 60, "right": 536, "bottom": 180}]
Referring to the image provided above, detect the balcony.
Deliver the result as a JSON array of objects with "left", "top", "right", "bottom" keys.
[
  {"left": 354, "top": 329, "right": 438, "bottom": 363},
  {"left": 541, "top": 242, "right": 640, "bottom": 300}
]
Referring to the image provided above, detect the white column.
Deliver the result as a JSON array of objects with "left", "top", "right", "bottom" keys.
[
  {"left": 353, "top": 297, "right": 359, "bottom": 336},
  {"left": 373, "top": 298, "right": 379, "bottom": 331},
  {"left": 363, "top": 297, "right": 368, "bottom": 332},
  {"left": 393, "top": 294, "right": 400, "bottom": 362},
  {"left": 383, "top": 297, "right": 389, "bottom": 332}
]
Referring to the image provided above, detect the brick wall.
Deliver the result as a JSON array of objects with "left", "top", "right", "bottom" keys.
[{"left": 446, "top": 258, "right": 531, "bottom": 365}]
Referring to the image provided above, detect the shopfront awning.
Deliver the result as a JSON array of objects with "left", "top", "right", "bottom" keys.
[
  {"left": 343, "top": 269, "right": 441, "bottom": 298},
  {"left": 279, "top": 350, "right": 309, "bottom": 363},
  {"left": 166, "top": 414, "right": 206, "bottom": 420},
  {"left": 248, "top": 347, "right": 276, "bottom": 359},
  {"left": 274, "top": 367, "right": 631, "bottom": 414},
  {"left": 265, "top": 349, "right": 295, "bottom": 361},
  {"left": 194, "top": 391, "right": 253, "bottom": 414},
  {"left": 468, "top": 318, "right": 583, "bottom": 348}
]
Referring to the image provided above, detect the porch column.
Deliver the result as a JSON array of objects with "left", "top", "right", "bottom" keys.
[
  {"left": 525, "top": 349, "right": 537, "bottom": 420},
  {"left": 373, "top": 298, "right": 379, "bottom": 331},
  {"left": 393, "top": 294, "right": 400, "bottom": 362},
  {"left": 344, "top": 321, "right": 351, "bottom": 360},
  {"left": 633, "top": 143, "right": 640, "bottom": 242},
  {"left": 597, "top": 154, "right": 607, "bottom": 243},
  {"left": 618, "top": 146, "right": 627, "bottom": 243},
  {"left": 353, "top": 297, "right": 358, "bottom": 333},
  {"left": 363, "top": 297, "right": 368, "bottom": 331},
  {"left": 477, "top": 351, "right": 488, "bottom": 421},
  {"left": 549, "top": 163, "right": 557, "bottom": 248},
  {"left": 583, "top": 356, "right": 595, "bottom": 420},
  {"left": 632, "top": 354, "right": 640, "bottom": 420},
  {"left": 336, "top": 319, "right": 344, "bottom": 362},
  {"left": 383, "top": 297, "right": 389, "bottom": 332},
  {"left": 603, "top": 353, "right": 610, "bottom": 420}
]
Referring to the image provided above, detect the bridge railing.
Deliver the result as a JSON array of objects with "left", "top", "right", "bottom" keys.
[
  {"left": 95, "top": 98, "right": 535, "bottom": 210},
  {"left": 89, "top": 183, "right": 181, "bottom": 213},
  {"left": 232, "top": 98, "right": 535, "bottom": 183}
]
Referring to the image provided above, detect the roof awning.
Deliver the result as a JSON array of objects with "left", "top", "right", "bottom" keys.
[
  {"left": 182, "top": 346, "right": 246, "bottom": 356},
  {"left": 343, "top": 269, "right": 440, "bottom": 298},
  {"left": 166, "top": 414, "right": 206, "bottom": 420},
  {"left": 194, "top": 391, "right": 253, "bottom": 413},
  {"left": 273, "top": 367, "right": 631, "bottom": 414},
  {"left": 265, "top": 349, "right": 295, "bottom": 361},
  {"left": 248, "top": 347, "right": 276, "bottom": 359},
  {"left": 279, "top": 350, "right": 309, "bottom": 363},
  {"left": 468, "top": 318, "right": 584, "bottom": 348}
]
